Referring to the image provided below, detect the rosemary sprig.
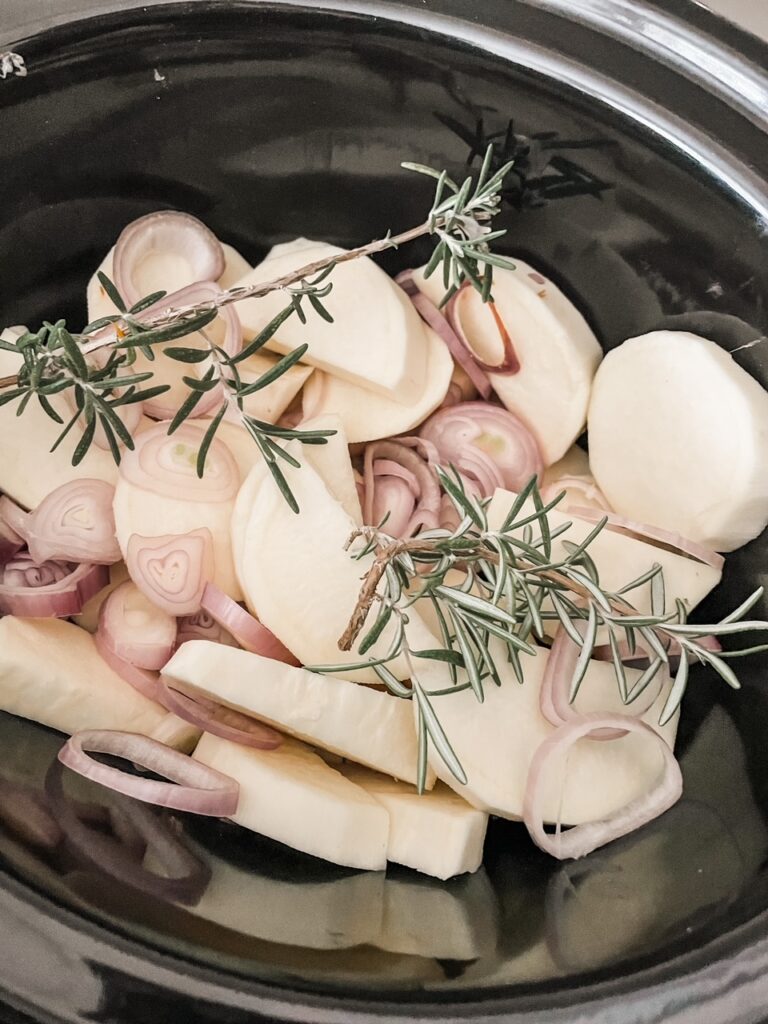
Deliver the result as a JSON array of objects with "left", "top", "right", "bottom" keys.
[
  {"left": 323, "top": 474, "right": 768, "bottom": 792},
  {"left": 0, "top": 148, "right": 515, "bottom": 508}
]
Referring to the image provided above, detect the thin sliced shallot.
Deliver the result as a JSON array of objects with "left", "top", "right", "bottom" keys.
[
  {"left": 540, "top": 475, "right": 611, "bottom": 512},
  {"left": 200, "top": 583, "right": 300, "bottom": 663},
  {"left": 362, "top": 440, "right": 441, "bottom": 538},
  {"left": 159, "top": 678, "right": 283, "bottom": 750},
  {"left": 176, "top": 608, "right": 237, "bottom": 649},
  {"left": 120, "top": 421, "right": 239, "bottom": 505},
  {"left": 397, "top": 270, "right": 493, "bottom": 399},
  {"left": 113, "top": 211, "right": 225, "bottom": 307},
  {"left": 58, "top": 730, "right": 239, "bottom": 816},
  {"left": 540, "top": 627, "right": 664, "bottom": 740},
  {"left": 523, "top": 713, "right": 682, "bottom": 860},
  {"left": 23, "top": 479, "right": 121, "bottom": 565},
  {"left": 420, "top": 401, "right": 543, "bottom": 496},
  {"left": 120, "top": 421, "right": 239, "bottom": 504},
  {"left": 126, "top": 528, "right": 215, "bottom": 616},
  {"left": 446, "top": 281, "right": 521, "bottom": 374},
  {"left": 567, "top": 506, "right": 725, "bottom": 570},
  {"left": 98, "top": 581, "right": 177, "bottom": 670},
  {"left": 94, "top": 629, "right": 164, "bottom": 704},
  {"left": 0, "top": 556, "right": 108, "bottom": 617}
]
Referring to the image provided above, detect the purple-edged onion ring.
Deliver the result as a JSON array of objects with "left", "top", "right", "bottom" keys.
[
  {"left": 567, "top": 506, "right": 724, "bottom": 570},
  {"left": 523, "top": 713, "right": 682, "bottom": 860},
  {"left": 58, "top": 730, "right": 239, "bottom": 816},
  {"left": 159, "top": 678, "right": 283, "bottom": 751}
]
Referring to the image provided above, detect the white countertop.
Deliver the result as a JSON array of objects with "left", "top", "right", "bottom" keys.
[{"left": 704, "top": 0, "right": 768, "bottom": 38}]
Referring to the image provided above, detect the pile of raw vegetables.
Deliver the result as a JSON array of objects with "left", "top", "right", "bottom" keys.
[{"left": 0, "top": 155, "right": 767, "bottom": 881}]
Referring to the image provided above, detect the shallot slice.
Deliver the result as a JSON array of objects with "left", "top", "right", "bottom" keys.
[
  {"left": 567, "top": 506, "right": 725, "bottom": 570},
  {"left": 420, "top": 401, "right": 543, "bottom": 496},
  {"left": 120, "top": 421, "right": 239, "bottom": 504},
  {"left": 446, "top": 281, "right": 521, "bottom": 374},
  {"left": 176, "top": 609, "right": 237, "bottom": 649},
  {"left": 0, "top": 556, "right": 109, "bottom": 617},
  {"left": 362, "top": 440, "right": 441, "bottom": 538},
  {"left": 200, "top": 583, "right": 300, "bottom": 664},
  {"left": 113, "top": 211, "right": 225, "bottom": 307},
  {"left": 540, "top": 627, "right": 664, "bottom": 740},
  {"left": 397, "top": 270, "right": 493, "bottom": 399},
  {"left": 126, "top": 528, "right": 215, "bottom": 616},
  {"left": 58, "top": 730, "right": 239, "bottom": 816},
  {"left": 94, "top": 630, "right": 164, "bottom": 704},
  {"left": 159, "top": 678, "right": 283, "bottom": 751},
  {"left": 523, "top": 713, "right": 682, "bottom": 859},
  {"left": 98, "top": 581, "right": 177, "bottom": 670},
  {"left": 23, "top": 479, "right": 121, "bottom": 565}
]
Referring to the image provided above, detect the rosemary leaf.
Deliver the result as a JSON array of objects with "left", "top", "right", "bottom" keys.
[
  {"left": 416, "top": 710, "right": 429, "bottom": 795},
  {"left": 358, "top": 603, "right": 393, "bottom": 656},
  {"left": 720, "top": 587, "right": 765, "bottom": 624},
  {"left": 167, "top": 386, "right": 207, "bottom": 433},
  {"left": 412, "top": 648, "right": 465, "bottom": 666},
  {"left": 97, "top": 271, "right": 127, "bottom": 313},
  {"left": 694, "top": 647, "right": 741, "bottom": 690},
  {"left": 413, "top": 681, "right": 467, "bottom": 785},
  {"left": 129, "top": 290, "right": 167, "bottom": 315},
  {"left": 373, "top": 662, "right": 413, "bottom": 698},
  {"left": 625, "top": 657, "right": 664, "bottom": 705},
  {"left": 118, "top": 309, "right": 219, "bottom": 349},
  {"left": 196, "top": 404, "right": 227, "bottom": 477},
  {"left": 568, "top": 602, "right": 598, "bottom": 703},
  {"left": 72, "top": 414, "right": 97, "bottom": 466},
  {"left": 450, "top": 611, "right": 484, "bottom": 703},
  {"left": 659, "top": 647, "right": 688, "bottom": 726},
  {"left": 36, "top": 393, "right": 64, "bottom": 424},
  {"left": 163, "top": 347, "right": 211, "bottom": 363},
  {"left": 237, "top": 345, "right": 309, "bottom": 396}
]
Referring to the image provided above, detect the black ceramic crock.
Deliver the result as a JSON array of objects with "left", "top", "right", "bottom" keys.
[{"left": 2, "top": 1, "right": 768, "bottom": 1022}]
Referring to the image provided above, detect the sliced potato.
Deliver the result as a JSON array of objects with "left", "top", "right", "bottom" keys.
[
  {"left": 0, "top": 616, "right": 164, "bottom": 736},
  {"left": 232, "top": 238, "right": 429, "bottom": 402},
  {"left": 425, "top": 637, "right": 679, "bottom": 825},
  {"left": 193, "top": 733, "right": 389, "bottom": 871},
  {"left": 164, "top": 640, "right": 430, "bottom": 787},
  {"left": 413, "top": 260, "right": 602, "bottom": 464},
  {"left": 341, "top": 765, "right": 487, "bottom": 878},
  {"left": 231, "top": 445, "right": 442, "bottom": 684},
  {"left": 300, "top": 326, "right": 453, "bottom": 443},
  {"left": 0, "top": 333, "right": 120, "bottom": 508},
  {"left": 588, "top": 330, "right": 768, "bottom": 550}
]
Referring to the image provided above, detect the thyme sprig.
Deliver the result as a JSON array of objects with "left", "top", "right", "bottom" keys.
[
  {"left": 0, "top": 148, "right": 515, "bottom": 507},
  {"left": 320, "top": 474, "right": 768, "bottom": 791}
]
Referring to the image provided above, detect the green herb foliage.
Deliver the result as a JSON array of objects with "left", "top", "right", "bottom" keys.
[
  {"left": 0, "top": 148, "right": 515, "bottom": 509},
  {"left": 312, "top": 475, "right": 768, "bottom": 792}
]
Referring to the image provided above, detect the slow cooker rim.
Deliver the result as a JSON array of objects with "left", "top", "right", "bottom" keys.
[{"left": 2, "top": 1, "right": 768, "bottom": 1021}]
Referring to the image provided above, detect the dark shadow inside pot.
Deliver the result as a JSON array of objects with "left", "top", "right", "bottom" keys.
[{"left": 1, "top": 0, "right": 768, "bottom": 1016}]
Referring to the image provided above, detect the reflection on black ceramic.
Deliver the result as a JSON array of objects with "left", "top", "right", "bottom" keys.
[{"left": 2, "top": 2, "right": 768, "bottom": 1022}]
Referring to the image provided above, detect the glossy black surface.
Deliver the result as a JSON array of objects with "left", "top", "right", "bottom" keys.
[{"left": 2, "top": 1, "right": 768, "bottom": 1022}]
